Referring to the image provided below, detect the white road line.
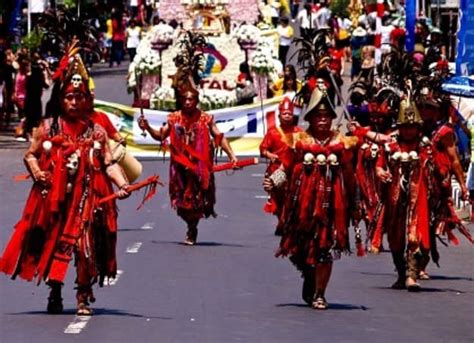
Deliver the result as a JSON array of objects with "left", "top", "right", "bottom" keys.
[
  {"left": 64, "top": 315, "right": 92, "bottom": 334},
  {"left": 103, "top": 270, "right": 124, "bottom": 286},
  {"left": 126, "top": 242, "right": 143, "bottom": 254},
  {"left": 254, "top": 195, "right": 270, "bottom": 199},
  {"left": 141, "top": 222, "right": 154, "bottom": 230},
  {"left": 251, "top": 173, "right": 264, "bottom": 177}
]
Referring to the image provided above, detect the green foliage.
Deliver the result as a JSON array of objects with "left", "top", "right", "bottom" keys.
[
  {"left": 330, "top": 0, "right": 350, "bottom": 18},
  {"left": 21, "top": 30, "right": 44, "bottom": 53}
]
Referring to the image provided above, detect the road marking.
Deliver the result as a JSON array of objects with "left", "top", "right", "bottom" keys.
[
  {"left": 64, "top": 315, "right": 91, "bottom": 334},
  {"left": 251, "top": 173, "right": 264, "bottom": 177},
  {"left": 126, "top": 242, "right": 142, "bottom": 254},
  {"left": 141, "top": 222, "right": 154, "bottom": 230},
  {"left": 254, "top": 195, "right": 270, "bottom": 199},
  {"left": 103, "top": 270, "right": 123, "bottom": 286}
]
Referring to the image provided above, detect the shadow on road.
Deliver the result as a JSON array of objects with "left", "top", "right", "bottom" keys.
[
  {"left": 150, "top": 240, "right": 248, "bottom": 248},
  {"left": 7, "top": 308, "right": 173, "bottom": 320},
  {"left": 372, "top": 286, "right": 466, "bottom": 293},
  {"left": 362, "top": 271, "right": 473, "bottom": 282},
  {"left": 276, "top": 303, "right": 369, "bottom": 310}
]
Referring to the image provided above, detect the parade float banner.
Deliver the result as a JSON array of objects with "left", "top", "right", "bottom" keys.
[
  {"left": 456, "top": 0, "right": 474, "bottom": 75},
  {"left": 405, "top": 0, "right": 416, "bottom": 52},
  {"left": 94, "top": 96, "right": 295, "bottom": 157}
]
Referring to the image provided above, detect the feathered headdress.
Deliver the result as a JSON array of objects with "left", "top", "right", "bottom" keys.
[
  {"left": 50, "top": 39, "right": 91, "bottom": 95},
  {"left": 171, "top": 31, "right": 207, "bottom": 100},
  {"left": 292, "top": 29, "right": 333, "bottom": 104}
]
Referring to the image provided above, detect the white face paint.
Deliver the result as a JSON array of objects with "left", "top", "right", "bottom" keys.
[{"left": 71, "top": 74, "right": 82, "bottom": 89}]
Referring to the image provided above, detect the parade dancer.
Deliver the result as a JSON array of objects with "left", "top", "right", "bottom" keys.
[
  {"left": 259, "top": 97, "right": 303, "bottom": 233},
  {"left": 374, "top": 99, "right": 436, "bottom": 291},
  {"left": 0, "top": 44, "right": 130, "bottom": 315},
  {"left": 138, "top": 84, "right": 238, "bottom": 246},
  {"left": 416, "top": 92, "right": 471, "bottom": 279},
  {"left": 354, "top": 97, "right": 395, "bottom": 253},
  {"left": 265, "top": 87, "right": 360, "bottom": 309}
]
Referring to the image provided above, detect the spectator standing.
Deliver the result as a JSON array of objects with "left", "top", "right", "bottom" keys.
[
  {"left": 130, "top": 0, "right": 139, "bottom": 18},
  {"left": 270, "top": 0, "right": 282, "bottom": 27},
  {"left": 270, "top": 64, "right": 301, "bottom": 99},
  {"left": 0, "top": 49, "right": 16, "bottom": 129},
  {"left": 23, "top": 53, "right": 51, "bottom": 136},
  {"left": 110, "top": 11, "right": 126, "bottom": 67},
  {"left": 126, "top": 19, "right": 141, "bottom": 62},
  {"left": 104, "top": 14, "right": 114, "bottom": 63},
  {"left": 235, "top": 62, "right": 256, "bottom": 105},
  {"left": 313, "top": 1, "right": 331, "bottom": 29},
  {"left": 297, "top": 4, "right": 312, "bottom": 39},
  {"left": 290, "top": 0, "right": 301, "bottom": 21},
  {"left": 350, "top": 25, "right": 367, "bottom": 80},
  {"left": 13, "top": 54, "right": 30, "bottom": 138},
  {"left": 277, "top": 16, "right": 294, "bottom": 67}
]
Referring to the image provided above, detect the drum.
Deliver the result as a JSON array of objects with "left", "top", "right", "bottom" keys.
[{"left": 110, "top": 140, "right": 143, "bottom": 183}]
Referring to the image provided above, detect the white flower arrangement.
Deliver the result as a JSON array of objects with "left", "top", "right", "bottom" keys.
[
  {"left": 181, "top": 0, "right": 229, "bottom": 5},
  {"left": 234, "top": 24, "right": 261, "bottom": 47},
  {"left": 133, "top": 49, "right": 161, "bottom": 76},
  {"left": 199, "top": 89, "right": 236, "bottom": 111},
  {"left": 250, "top": 41, "right": 276, "bottom": 75},
  {"left": 150, "top": 86, "right": 176, "bottom": 110},
  {"left": 150, "top": 23, "right": 175, "bottom": 47}
]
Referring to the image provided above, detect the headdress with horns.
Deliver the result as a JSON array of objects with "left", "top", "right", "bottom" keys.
[
  {"left": 397, "top": 97, "right": 423, "bottom": 125},
  {"left": 304, "top": 86, "right": 337, "bottom": 121}
]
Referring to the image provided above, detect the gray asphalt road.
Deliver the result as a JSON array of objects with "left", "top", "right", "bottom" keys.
[
  {"left": 0, "top": 55, "right": 473, "bottom": 342},
  {"left": 0, "top": 152, "right": 473, "bottom": 342}
]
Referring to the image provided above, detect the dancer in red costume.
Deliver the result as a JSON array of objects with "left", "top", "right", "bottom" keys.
[
  {"left": 0, "top": 44, "right": 130, "bottom": 315},
  {"left": 355, "top": 97, "right": 395, "bottom": 253},
  {"left": 374, "top": 98, "right": 434, "bottom": 291},
  {"left": 416, "top": 92, "right": 470, "bottom": 280},
  {"left": 259, "top": 97, "right": 303, "bottom": 234},
  {"left": 264, "top": 87, "right": 361, "bottom": 309},
  {"left": 138, "top": 86, "right": 238, "bottom": 245}
]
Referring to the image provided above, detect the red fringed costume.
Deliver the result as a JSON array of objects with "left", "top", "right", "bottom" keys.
[
  {"left": 0, "top": 119, "right": 118, "bottom": 287},
  {"left": 259, "top": 125, "right": 303, "bottom": 216},
  {"left": 275, "top": 132, "right": 359, "bottom": 271},
  {"left": 430, "top": 124, "right": 473, "bottom": 246},
  {"left": 167, "top": 110, "right": 217, "bottom": 221},
  {"left": 376, "top": 141, "right": 433, "bottom": 262},
  {"left": 355, "top": 141, "right": 382, "bottom": 250}
]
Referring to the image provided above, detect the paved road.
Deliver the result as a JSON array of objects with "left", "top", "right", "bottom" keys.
[
  {"left": 0, "top": 151, "right": 473, "bottom": 342},
  {"left": 0, "top": 58, "right": 473, "bottom": 343}
]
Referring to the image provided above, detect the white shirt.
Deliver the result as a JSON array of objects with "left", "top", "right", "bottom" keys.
[
  {"left": 314, "top": 7, "right": 331, "bottom": 29},
  {"left": 297, "top": 9, "right": 311, "bottom": 29},
  {"left": 30, "top": 0, "right": 46, "bottom": 13},
  {"left": 126, "top": 27, "right": 141, "bottom": 49},
  {"left": 277, "top": 25, "right": 294, "bottom": 46}
]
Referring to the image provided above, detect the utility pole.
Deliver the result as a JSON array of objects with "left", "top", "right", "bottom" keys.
[{"left": 27, "top": 0, "right": 31, "bottom": 34}]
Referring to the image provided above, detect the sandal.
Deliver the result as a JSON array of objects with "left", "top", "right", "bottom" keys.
[
  {"left": 418, "top": 271, "right": 430, "bottom": 280},
  {"left": 311, "top": 297, "right": 328, "bottom": 310},
  {"left": 406, "top": 277, "right": 421, "bottom": 292},
  {"left": 183, "top": 228, "right": 197, "bottom": 246},
  {"left": 76, "top": 303, "right": 93, "bottom": 316}
]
